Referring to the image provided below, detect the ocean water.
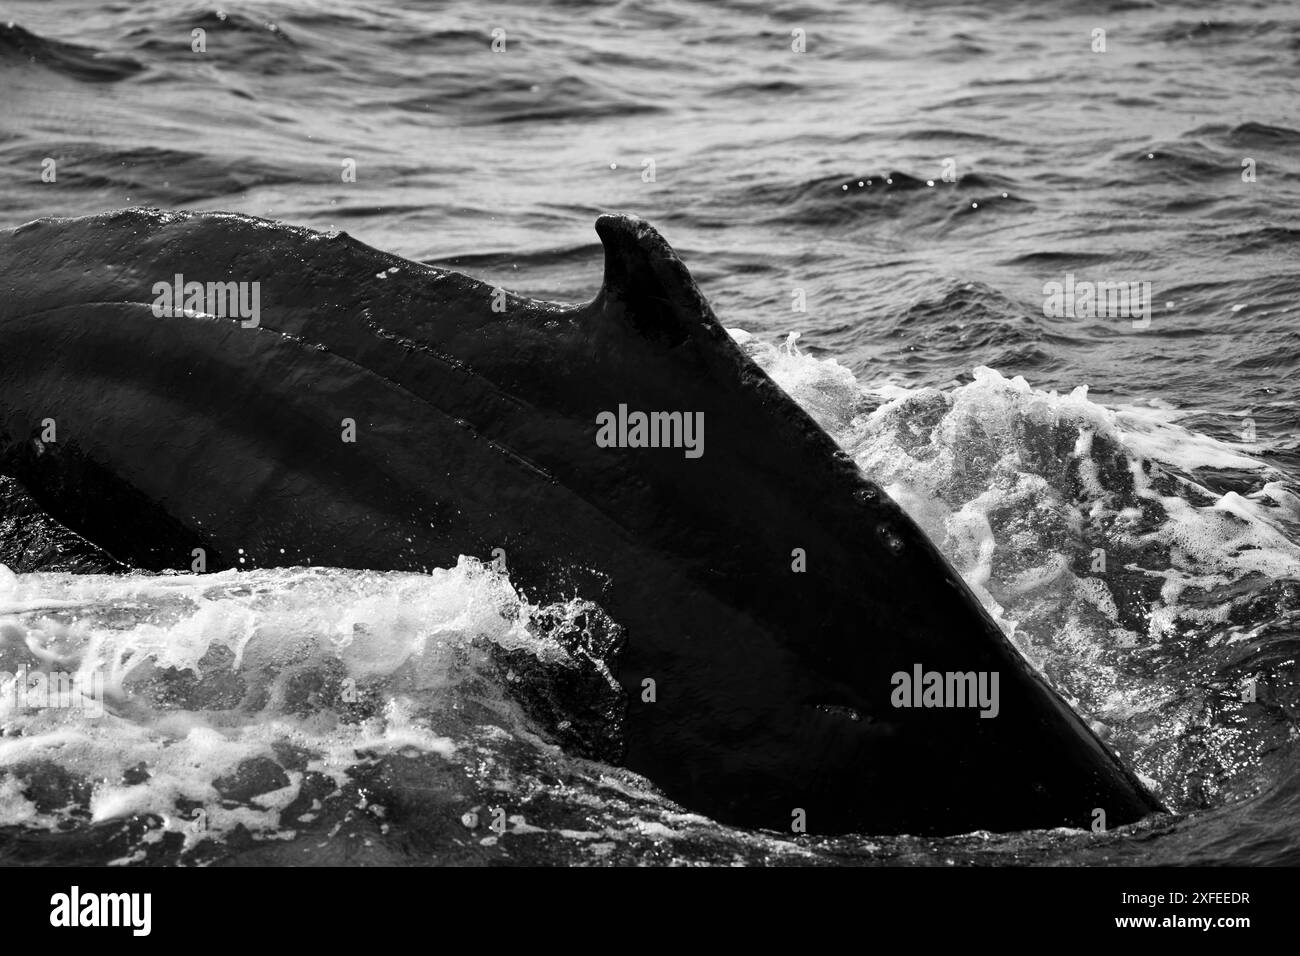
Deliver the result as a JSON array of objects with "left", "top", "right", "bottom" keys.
[{"left": 0, "top": 0, "right": 1298, "bottom": 865}]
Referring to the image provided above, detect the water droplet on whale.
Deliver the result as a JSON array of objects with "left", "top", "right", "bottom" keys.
[{"left": 878, "top": 525, "right": 904, "bottom": 555}]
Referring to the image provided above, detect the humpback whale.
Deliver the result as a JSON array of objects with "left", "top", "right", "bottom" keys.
[{"left": 0, "top": 209, "right": 1164, "bottom": 835}]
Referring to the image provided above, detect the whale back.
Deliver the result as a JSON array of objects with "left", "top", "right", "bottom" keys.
[{"left": 0, "top": 209, "right": 1163, "bottom": 834}]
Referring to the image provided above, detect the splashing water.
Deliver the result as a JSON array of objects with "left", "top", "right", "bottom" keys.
[{"left": 734, "top": 332, "right": 1300, "bottom": 822}]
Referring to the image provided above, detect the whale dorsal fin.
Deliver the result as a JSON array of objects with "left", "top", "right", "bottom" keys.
[{"left": 593, "top": 214, "right": 723, "bottom": 348}]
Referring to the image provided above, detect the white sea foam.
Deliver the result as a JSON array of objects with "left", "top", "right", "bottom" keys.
[
  {"left": 0, "top": 559, "right": 600, "bottom": 844},
  {"left": 732, "top": 330, "right": 1300, "bottom": 809}
]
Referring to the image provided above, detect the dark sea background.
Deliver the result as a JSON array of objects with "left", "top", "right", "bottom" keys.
[{"left": 1, "top": 0, "right": 1298, "bottom": 865}]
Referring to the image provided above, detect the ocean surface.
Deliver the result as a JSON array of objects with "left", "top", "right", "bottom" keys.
[{"left": 1, "top": 0, "right": 1298, "bottom": 865}]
